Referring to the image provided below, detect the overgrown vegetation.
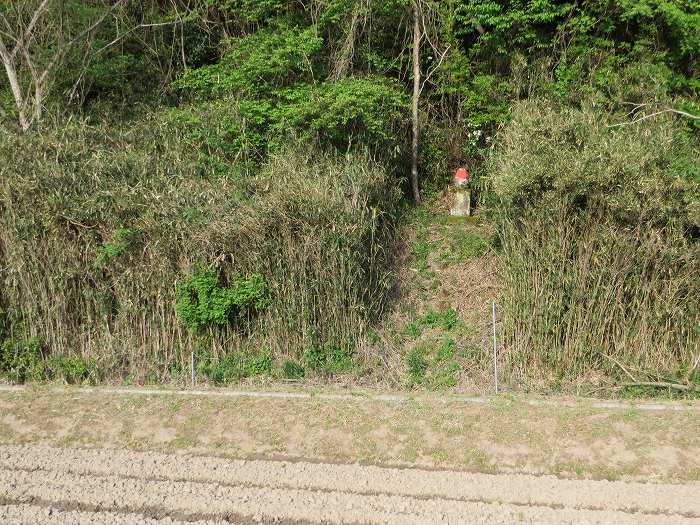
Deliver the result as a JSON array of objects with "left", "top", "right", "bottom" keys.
[
  {"left": 0, "top": 0, "right": 698, "bottom": 394},
  {"left": 492, "top": 100, "right": 700, "bottom": 390},
  {"left": 0, "top": 120, "right": 397, "bottom": 383}
]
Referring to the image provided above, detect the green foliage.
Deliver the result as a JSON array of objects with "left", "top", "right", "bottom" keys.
[
  {"left": 282, "top": 359, "right": 305, "bottom": 379},
  {"left": 277, "top": 78, "right": 408, "bottom": 151},
  {"left": 95, "top": 228, "right": 133, "bottom": 267},
  {"left": 174, "top": 27, "right": 322, "bottom": 97},
  {"left": 406, "top": 347, "right": 428, "bottom": 388},
  {"left": 201, "top": 348, "right": 274, "bottom": 384},
  {"left": 456, "top": 0, "right": 699, "bottom": 65},
  {"left": 303, "top": 340, "right": 352, "bottom": 375},
  {"left": 421, "top": 309, "right": 460, "bottom": 331},
  {"left": 0, "top": 337, "right": 45, "bottom": 383},
  {"left": 47, "top": 353, "right": 96, "bottom": 384},
  {"left": 175, "top": 270, "right": 269, "bottom": 331},
  {"left": 405, "top": 336, "right": 466, "bottom": 390},
  {"left": 202, "top": 0, "right": 288, "bottom": 24},
  {"left": 407, "top": 309, "right": 462, "bottom": 337}
]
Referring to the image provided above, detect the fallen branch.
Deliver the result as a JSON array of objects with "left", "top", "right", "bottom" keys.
[
  {"left": 602, "top": 354, "right": 638, "bottom": 382},
  {"left": 622, "top": 382, "right": 698, "bottom": 392}
]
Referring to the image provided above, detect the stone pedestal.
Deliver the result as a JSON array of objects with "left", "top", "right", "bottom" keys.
[{"left": 450, "top": 187, "right": 471, "bottom": 217}]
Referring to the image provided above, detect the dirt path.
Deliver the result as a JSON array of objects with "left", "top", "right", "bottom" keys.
[{"left": 1, "top": 444, "right": 698, "bottom": 524}]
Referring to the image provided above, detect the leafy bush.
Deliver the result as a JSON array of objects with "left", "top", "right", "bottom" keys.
[
  {"left": 47, "top": 353, "right": 96, "bottom": 384},
  {"left": 95, "top": 228, "right": 133, "bottom": 267},
  {"left": 406, "top": 348, "right": 428, "bottom": 388},
  {"left": 282, "top": 360, "right": 305, "bottom": 379},
  {"left": 489, "top": 99, "right": 700, "bottom": 231},
  {"left": 276, "top": 77, "right": 408, "bottom": 152},
  {"left": 202, "top": 349, "right": 274, "bottom": 384},
  {"left": 175, "top": 270, "right": 269, "bottom": 331},
  {"left": 174, "top": 27, "right": 323, "bottom": 98},
  {"left": 0, "top": 338, "right": 45, "bottom": 383}
]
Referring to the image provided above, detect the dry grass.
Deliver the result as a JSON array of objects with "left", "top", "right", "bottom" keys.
[
  {"left": 0, "top": 120, "right": 399, "bottom": 383},
  {"left": 489, "top": 100, "right": 700, "bottom": 389},
  {"left": 1, "top": 386, "right": 698, "bottom": 481}
]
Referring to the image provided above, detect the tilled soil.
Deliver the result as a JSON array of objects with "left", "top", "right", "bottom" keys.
[{"left": 1, "top": 444, "right": 698, "bottom": 524}]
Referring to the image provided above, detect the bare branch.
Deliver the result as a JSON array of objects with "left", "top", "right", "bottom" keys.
[
  {"left": 603, "top": 354, "right": 638, "bottom": 382},
  {"left": 93, "top": 19, "right": 183, "bottom": 56},
  {"left": 10, "top": 0, "right": 51, "bottom": 59},
  {"left": 0, "top": 28, "right": 10, "bottom": 61},
  {"left": 622, "top": 382, "right": 698, "bottom": 392},
  {"left": 419, "top": 44, "right": 450, "bottom": 96},
  {"left": 608, "top": 107, "right": 700, "bottom": 128},
  {"left": 0, "top": 12, "right": 18, "bottom": 43},
  {"left": 38, "top": 0, "right": 128, "bottom": 87},
  {"left": 669, "top": 108, "right": 700, "bottom": 120}
]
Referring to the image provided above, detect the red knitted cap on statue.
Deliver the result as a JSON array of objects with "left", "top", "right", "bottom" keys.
[{"left": 454, "top": 167, "right": 468, "bottom": 181}]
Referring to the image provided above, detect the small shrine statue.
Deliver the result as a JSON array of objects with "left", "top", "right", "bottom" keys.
[{"left": 450, "top": 167, "right": 470, "bottom": 217}]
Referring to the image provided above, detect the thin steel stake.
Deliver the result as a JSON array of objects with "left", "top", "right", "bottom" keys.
[
  {"left": 492, "top": 302, "right": 498, "bottom": 393},
  {"left": 191, "top": 352, "right": 195, "bottom": 388}
]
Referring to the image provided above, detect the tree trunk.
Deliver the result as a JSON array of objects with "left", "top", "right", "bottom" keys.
[
  {"left": 410, "top": 1, "right": 421, "bottom": 203},
  {"left": 0, "top": 52, "right": 29, "bottom": 132}
]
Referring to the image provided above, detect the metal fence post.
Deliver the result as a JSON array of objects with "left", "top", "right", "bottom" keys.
[
  {"left": 191, "top": 352, "right": 195, "bottom": 388},
  {"left": 492, "top": 302, "right": 498, "bottom": 394}
]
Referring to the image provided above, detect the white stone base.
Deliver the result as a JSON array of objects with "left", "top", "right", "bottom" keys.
[{"left": 450, "top": 189, "right": 471, "bottom": 217}]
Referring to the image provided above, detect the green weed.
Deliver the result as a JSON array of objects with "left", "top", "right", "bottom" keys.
[
  {"left": 47, "top": 353, "right": 96, "bottom": 384},
  {"left": 406, "top": 348, "right": 428, "bottom": 388},
  {"left": 95, "top": 228, "right": 133, "bottom": 267},
  {"left": 303, "top": 341, "right": 352, "bottom": 375},
  {"left": 282, "top": 360, "right": 305, "bottom": 379},
  {"left": 0, "top": 337, "right": 45, "bottom": 383},
  {"left": 175, "top": 270, "right": 269, "bottom": 331}
]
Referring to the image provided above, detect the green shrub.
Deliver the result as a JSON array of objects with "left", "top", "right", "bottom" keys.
[
  {"left": 243, "top": 350, "right": 273, "bottom": 377},
  {"left": 489, "top": 99, "right": 700, "bottom": 231},
  {"left": 0, "top": 338, "right": 45, "bottom": 383},
  {"left": 173, "top": 27, "right": 323, "bottom": 97},
  {"left": 282, "top": 360, "right": 305, "bottom": 379},
  {"left": 175, "top": 270, "right": 269, "bottom": 331},
  {"left": 95, "top": 228, "right": 133, "bottom": 267},
  {"left": 199, "top": 348, "right": 273, "bottom": 384},
  {"left": 47, "top": 353, "right": 96, "bottom": 384}
]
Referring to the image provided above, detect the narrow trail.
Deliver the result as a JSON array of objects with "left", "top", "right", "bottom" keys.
[{"left": 1, "top": 445, "right": 698, "bottom": 524}]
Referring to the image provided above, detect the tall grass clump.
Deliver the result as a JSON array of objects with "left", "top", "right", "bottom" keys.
[
  {"left": 489, "top": 99, "right": 700, "bottom": 385},
  {"left": 0, "top": 116, "right": 399, "bottom": 383}
]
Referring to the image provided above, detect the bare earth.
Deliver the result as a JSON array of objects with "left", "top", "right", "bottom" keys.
[{"left": 0, "top": 386, "right": 698, "bottom": 524}]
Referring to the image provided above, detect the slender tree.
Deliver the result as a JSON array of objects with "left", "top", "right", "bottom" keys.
[
  {"left": 410, "top": 0, "right": 422, "bottom": 203},
  {"left": 0, "top": 0, "right": 126, "bottom": 132}
]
